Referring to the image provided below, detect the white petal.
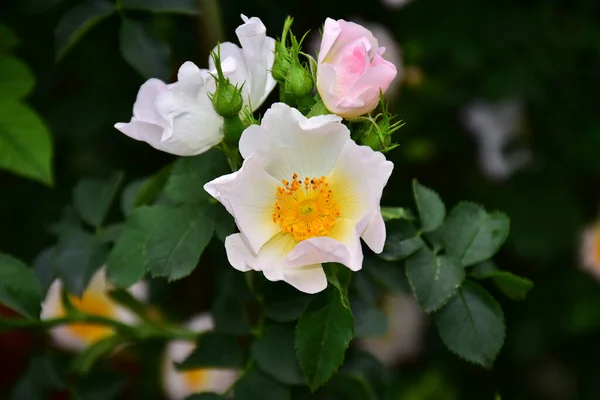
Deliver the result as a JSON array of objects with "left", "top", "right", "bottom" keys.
[
  {"left": 210, "top": 42, "right": 249, "bottom": 92},
  {"left": 328, "top": 140, "right": 394, "bottom": 222},
  {"left": 205, "top": 156, "right": 280, "bottom": 253},
  {"left": 132, "top": 78, "right": 169, "bottom": 125},
  {"left": 283, "top": 264, "right": 327, "bottom": 294},
  {"left": 185, "top": 313, "right": 214, "bottom": 333},
  {"left": 225, "top": 231, "right": 326, "bottom": 293},
  {"left": 361, "top": 207, "right": 387, "bottom": 253},
  {"left": 115, "top": 78, "right": 168, "bottom": 151},
  {"left": 41, "top": 280, "right": 86, "bottom": 351},
  {"left": 285, "top": 218, "right": 363, "bottom": 272},
  {"left": 235, "top": 16, "right": 276, "bottom": 108},
  {"left": 155, "top": 81, "right": 224, "bottom": 156},
  {"left": 177, "top": 61, "right": 210, "bottom": 86},
  {"left": 224, "top": 233, "right": 255, "bottom": 272},
  {"left": 238, "top": 103, "right": 348, "bottom": 181}
]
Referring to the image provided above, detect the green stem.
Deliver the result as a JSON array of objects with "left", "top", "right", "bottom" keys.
[
  {"left": 0, "top": 315, "right": 200, "bottom": 341},
  {"left": 197, "top": 0, "right": 225, "bottom": 55}
]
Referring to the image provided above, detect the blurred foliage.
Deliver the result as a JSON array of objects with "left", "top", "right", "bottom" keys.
[{"left": 1, "top": 0, "right": 600, "bottom": 399}]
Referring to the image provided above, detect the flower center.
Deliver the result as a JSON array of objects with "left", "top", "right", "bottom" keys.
[
  {"left": 62, "top": 292, "right": 116, "bottom": 344},
  {"left": 182, "top": 369, "right": 208, "bottom": 389},
  {"left": 273, "top": 173, "right": 340, "bottom": 241}
]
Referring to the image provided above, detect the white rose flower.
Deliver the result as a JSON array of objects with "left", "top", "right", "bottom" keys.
[
  {"left": 40, "top": 267, "right": 148, "bottom": 352},
  {"left": 115, "top": 15, "right": 276, "bottom": 156},
  {"left": 162, "top": 314, "right": 238, "bottom": 400},
  {"left": 357, "top": 293, "right": 426, "bottom": 366},
  {"left": 580, "top": 222, "right": 600, "bottom": 282},
  {"left": 204, "top": 103, "right": 394, "bottom": 294}
]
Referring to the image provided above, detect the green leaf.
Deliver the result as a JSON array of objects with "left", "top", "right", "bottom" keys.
[
  {"left": 55, "top": 0, "right": 115, "bottom": 60},
  {"left": 234, "top": 367, "right": 291, "bottom": 400},
  {"left": 71, "top": 336, "right": 122, "bottom": 375},
  {"left": 165, "top": 149, "right": 229, "bottom": 204},
  {"left": 295, "top": 287, "right": 354, "bottom": 390},
  {"left": 0, "top": 24, "right": 19, "bottom": 52},
  {"left": 379, "top": 220, "right": 424, "bottom": 261},
  {"left": 351, "top": 295, "right": 388, "bottom": 338},
  {"left": 10, "top": 354, "right": 66, "bottom": 400},
  {"left": 177, "top": 332, "right": 244, "bottom": 370},
  {"left": 120, "top": 165, "right": 171, "bottom": 216},
  {"left": 324, "top": 263, "right": 352, "bottom": 309},
  {"left": 251, "top": 324, "right": 304, "bottom": 385},
  {"left": 405, "top": 247, "right": 465, "bottom": 313},
  {"left": 107, "top": 204, "right": 214, "bottom": 287},
  {"left": 75, "top": 372, "right": 126, "bottom": 400},
  {"left": 119, "top": 19, "right": 170, "bottom": 80},
  {"left": 380, "top": 207, "right": 415, "bottom": 222},
  {"left": 73, "top": 172, "right": 124, "bottom": 229},
  {"left": 107, "top": 289, "right": 148, "bottom": 320},
  {"left": 363, "top": 257, "right": 410, "bottom": 294},
  {"left": 492, "top": 273, "right": 533, "bottom": 301},
  {"left": 263, "top": 282, "right": 313, "bottom": 322},
  {"left": 0, "top": 55, "right": 35, "bottom": 100},
  {"left": 213, "top": 204, "right": 235, "bottom": 242},
  {"left": 436, "top": 203, "right": 510, "bottom": 266},
  {"left": 0, "top": 253, "right": 43, "bottom": 320},
  {"left": 185, "top": 395, "right": 224, "bottom": 400},
  {"left": 145, "top": 204, "right": 214, "bottom": 280},
  {"left": 435, "top": 281, "right": 505, "bottom": 368},
  {"left": 97, "top": 223, "right": 124, "bottom": 244},
  {"left": 33, "top": 247, "right": 57, "bottom": 295},
  {"left": 107, "top": 208, "right": 152, "bottom": 288},
  {"left": 324, "top": 373, "right": 378, "bottom": 400},
  {"left": 470, "top": 262, "right": 533, "bottom": 301},
  {"left": 0, "top": 100, "right": 53, "bottom": 185},
  {"left": 412, "top": 180, "right": 446, "bottom": 232},
  {"left": 211, "top": 293, "right": 251, "bottom": 335},
  {"left": 53, "top": 230, "right": 108, "bottom": 297},
  {"left": 121, "top": 0, "right": 198, "bottom": 14}
]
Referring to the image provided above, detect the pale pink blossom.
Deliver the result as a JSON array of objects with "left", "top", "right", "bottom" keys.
[{"left": 316, "top": 18, "right": 397, "bottom": 118}]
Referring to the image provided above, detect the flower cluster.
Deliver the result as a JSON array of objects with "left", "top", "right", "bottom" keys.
[{"left": 116, "top": 15, "right": 400, "bottom": 293}]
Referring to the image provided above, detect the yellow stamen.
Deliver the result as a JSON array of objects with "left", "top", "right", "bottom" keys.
[
  {"left": 182, "top": 369, "right": 208, "bottom": 389},
  {"left": 272, "top": 173, "right": 340, "bottom": 241},
  {"left": 62, "top": 292, "right": 116, "bottom": 343}
]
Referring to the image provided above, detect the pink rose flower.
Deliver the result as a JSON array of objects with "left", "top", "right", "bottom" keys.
[{"left": 317, "top": 18, "right": 398, "bottom": 119}]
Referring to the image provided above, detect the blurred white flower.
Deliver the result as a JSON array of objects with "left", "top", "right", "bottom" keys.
[
  {"left": 357, "top": 293, "right": 426, "bottom": 366},
  {"left": 381, "top": 0, "right": 414, "bottom": 9},
  {"left": 462, "top": 99, "right": 532, "bottom": 181},
  {"left": 40, "top": 267, "right": 148, "bottom": 352},
  {"left": 205, "top": 103, "right": 393, "bottom": 294},
  {"left": 162, "top": 314, "right": 237, "bottom": 400},
  {"left": 115, "top": 15, "right": 276, "bottom": 156},
  {"left": 580, "top": 222, "right": 600, "bottom": 281}
]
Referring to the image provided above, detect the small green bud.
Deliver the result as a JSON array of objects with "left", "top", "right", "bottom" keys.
[
  {"left": 272, "top": 42, "right": 292, "bottom": 83},
  {"left": 211, "top": 80, "right": 244, "bottom": 118},
  {"left": 209, "top": 45, "right": 244, "bottom": 118},
  {"left": 361, "top": 127, "right": 392, "bottom": 151},
  {"left": 284, "top": 62, "right": 313, "bottom": 98}
]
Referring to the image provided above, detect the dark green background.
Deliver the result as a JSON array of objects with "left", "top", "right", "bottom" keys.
[{"left": 2, "top": 0, "right": 600, "bottom": 398}]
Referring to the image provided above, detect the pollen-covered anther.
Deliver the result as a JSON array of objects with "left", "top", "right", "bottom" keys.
[{"left": 272, "top": 173, "right": 340, "bottom": 241}]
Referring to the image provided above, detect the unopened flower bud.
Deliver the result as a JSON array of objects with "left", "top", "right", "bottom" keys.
[
  {"left": 285, "top": 62, "right": 313, "bottom": 98},
  {"left": 271, "top": 42, "right": 292, "bottom": 83},
  {"left": 211, "top": 80, "right": 244, "bottom": 118},
  {"left": 361, "top": 128, "right": 392, "bottom": 151}
]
